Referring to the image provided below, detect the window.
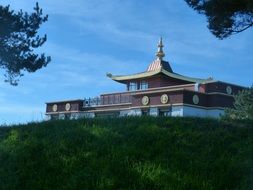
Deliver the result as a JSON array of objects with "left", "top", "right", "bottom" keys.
[
  {"left": 140, "top": 81, "right": 148, "bottom": 90},
  {"left": 159, "top": 107, "right": 172, "bottom": 116},
  {"left": 65, "top": 113, "right": 71, "bottom": 120},
  {"left": 142, "top": 109, "right": 149, "bottom": 116},
  {"left": 129, "top": 82, "right": 138, "bottom": 91}
]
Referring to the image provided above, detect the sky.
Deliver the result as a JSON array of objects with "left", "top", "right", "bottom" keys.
[{"left": 0, "top": 0, "right": 252, "bottom": 125}]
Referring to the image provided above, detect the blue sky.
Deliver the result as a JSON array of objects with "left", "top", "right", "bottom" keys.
[{"left": 0, "top": 0, "right": 252, "bottom": 125}]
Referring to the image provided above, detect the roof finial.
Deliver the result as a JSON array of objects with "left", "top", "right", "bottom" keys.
[{"left": 156, "top": 37, "right": 165, "bottom": 60}]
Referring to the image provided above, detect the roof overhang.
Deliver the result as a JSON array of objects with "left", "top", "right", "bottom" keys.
[
  {"left": 107, "top": 69, "right": 161, "bottom": 84},
  {"left": 107, "top": 68, "right": 214, "bottom": 84}
]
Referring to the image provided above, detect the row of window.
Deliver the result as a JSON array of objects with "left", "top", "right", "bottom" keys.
[{"left": 128, "top": 81, "right": 148, "bottom": 91}]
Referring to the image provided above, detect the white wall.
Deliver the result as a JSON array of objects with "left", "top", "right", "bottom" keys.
[
  {"left": 207, "top": 109, "right": 224, "bottom": 118},
  {"left": 149, "top": 107, "right": 158, "bottom": 116},
  {"left": 48, "top": 105, "right": 224, "bottom": 120},
  {"left": 183, "top": 106, "right": 224, "bottom": 118},
  {"left": 120, "top": 110, "right": 130, "bottom": 117},
  {"left": 171, "top": 106, "right": 184, "bottom": 117},
  {"left": 71, "top": 112, "right": 95, "bottom": 119},
  {"left": 128, "top": 109, "right": 142, "bottom": 116}
]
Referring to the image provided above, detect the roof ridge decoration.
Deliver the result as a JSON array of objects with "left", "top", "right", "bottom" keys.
[
  {"left": 147, "top": 37, "right": 173, "bottom": 73},
  {"left": 156, "top": 37, "right": 165, "bottom": 60},
  {"left": 107, "top": 38, "right": 214, "bottom": 84}
]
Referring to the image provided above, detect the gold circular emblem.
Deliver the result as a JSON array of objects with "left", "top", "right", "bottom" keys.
[
  {"left": 226, "top": 86, "right": 232, "bottom": 95},
  {"left": 142, "top": 96, "right": 149, "bottom": 106},
  {"left": 52, "top": 104, "right": 58, "bottom": 112},
  {"left": 193, "top": 95, "right": 199, "bottom": 105},
  {"left": 161, "top": 94, "right": 169, "bottom": 104},
  {"left": 65, "top": 103, "right": 71, "bottom": 111}
]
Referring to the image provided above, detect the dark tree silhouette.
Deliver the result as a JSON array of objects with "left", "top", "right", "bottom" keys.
[
  {"left": 185, "top": 0, "right": 253, "bottom": 39},
  {"left": 0, "top": 2, "right": 51, "bottom": 85}
]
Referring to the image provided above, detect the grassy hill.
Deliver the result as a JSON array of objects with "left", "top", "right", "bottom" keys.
[{"left": 0, "top": 117, "right": 253, "bottom": 190}]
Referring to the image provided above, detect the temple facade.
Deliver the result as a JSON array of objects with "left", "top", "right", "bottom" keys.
[{"left": 46, "top": 38, "right": 245, "bottom": 120}]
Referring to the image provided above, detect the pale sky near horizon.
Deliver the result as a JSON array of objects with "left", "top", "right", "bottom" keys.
[{"left": 0, "top": 0, "right": 252, "bottom": 125}]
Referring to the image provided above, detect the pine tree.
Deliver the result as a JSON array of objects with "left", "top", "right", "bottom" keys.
[
  {"left": 185, "top": 0, "right": 253, "bottom": 39},
  {"left": 0, "top": 3, "right": 50, "bottom": 85}
]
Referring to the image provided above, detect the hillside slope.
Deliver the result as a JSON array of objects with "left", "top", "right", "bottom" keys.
[{"left": 0, "top": 117, "right": 253, "bottom": 190}]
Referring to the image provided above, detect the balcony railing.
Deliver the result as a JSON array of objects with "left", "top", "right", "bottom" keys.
[
  {"left": 83, "top": 97, "right": 101, "bottom": 107},
  {"left": 84, "top": 93, "right": 132, "bottom": 107}
]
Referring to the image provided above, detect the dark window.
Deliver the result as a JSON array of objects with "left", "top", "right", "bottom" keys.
[
  {"left": 140, "top": 81, "right": 148, "bottom": 90},
  {"left": 142, "top": 109, "right": 149, "bottom": 116},
  {"left": 129, "top": 82, "right": 138, "bottom": 91},
  {"left": 159, "top": 107, "right": 172, "bottom": 116}
]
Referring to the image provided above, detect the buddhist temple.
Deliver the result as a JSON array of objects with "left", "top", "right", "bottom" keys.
[{"left": 46, "top": 38, "right": 245, "bottom": 119}]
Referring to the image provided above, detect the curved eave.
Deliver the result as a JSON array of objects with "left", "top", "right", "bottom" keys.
[
  {"left": 108, "top": 69, "right": 161, "bottom": 83},
  {"left": 161, "top": 69, "right": 213, "bottom": 84},
  {"left": 108, "top": 68, "right": 214, "bottom": 84}
]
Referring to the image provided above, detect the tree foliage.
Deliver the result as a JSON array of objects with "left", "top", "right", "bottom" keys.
[
  {"left": 185, "top": 0, "right": 253, "bottom": 39},
  {"left": 0, "top": 3, "right": 50, "bottom": 85},
  {"left": 225, "top": 85, "right": 253, "bottom": 120}
]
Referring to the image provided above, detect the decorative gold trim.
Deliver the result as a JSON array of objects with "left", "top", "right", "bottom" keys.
[
  {"left": 142, "top": 96, "right": 149, "bottom": 105},
  {"left": 156, "top": 37, "right": 165, "bottom": 60},
  {"left": 226, "top": 86, "right": 232, "bottom": 95},
  {"left": 192, "top": 95, "right": 199, "bottom": 105},
  {"left": 161, "top": 94, "right": 169, "bottom": 104},
  {"left": 65, "top": 103, "right": 71, "bottom": 111},
  {"left": 52, "top": 104, "right": 57, "bottom": 112}
]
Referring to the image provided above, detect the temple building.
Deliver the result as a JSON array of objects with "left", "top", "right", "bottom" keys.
[{"left": 46, "top": 38, "right": 245, "bottom": 119}]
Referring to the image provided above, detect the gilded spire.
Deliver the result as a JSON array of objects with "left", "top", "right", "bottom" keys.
[{"left": 156, "top": 37, "right": 165, "bottom": 60}]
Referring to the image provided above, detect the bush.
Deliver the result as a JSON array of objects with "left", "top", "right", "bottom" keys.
[{"left": 225, "top": 84, "right": 253, "bottom": 120}]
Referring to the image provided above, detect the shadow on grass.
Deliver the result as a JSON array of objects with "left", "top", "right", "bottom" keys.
[{"left": 0, "top": 117, "right": 253, "bottom": 190}]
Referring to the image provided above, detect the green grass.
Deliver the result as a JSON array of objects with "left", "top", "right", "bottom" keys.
[{"left": 0, "top": 117, "right": 253, "bottom": 190}]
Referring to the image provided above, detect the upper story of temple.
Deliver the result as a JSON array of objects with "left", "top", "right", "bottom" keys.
[{"left": 107, "top": 37, "right": 214, "bottom": 92}]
